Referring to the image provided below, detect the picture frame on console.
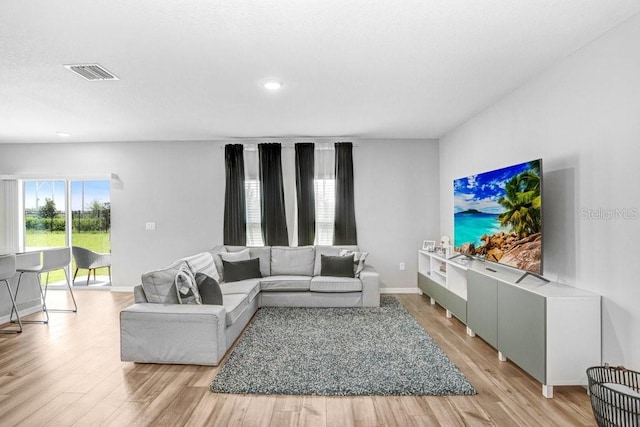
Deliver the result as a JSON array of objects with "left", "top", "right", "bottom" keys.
[{"left": 422, "top": 240, "right": 436, "bottom": 251}]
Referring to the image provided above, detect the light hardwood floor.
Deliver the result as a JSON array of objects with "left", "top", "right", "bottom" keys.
[{"left": 0, "top": 290, "right": 596, "bottom": 426}]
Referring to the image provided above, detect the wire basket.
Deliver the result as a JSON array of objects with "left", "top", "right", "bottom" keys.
[{"left": 587, "top": 365, "right": 640, "bottom": 427}]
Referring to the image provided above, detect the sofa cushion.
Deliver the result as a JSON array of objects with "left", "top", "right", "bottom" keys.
[
  {"left": 321, "top": 254, "right": 355, "bottom": 278},
  {"left": 175, "top": 262, "right": 201, "bottom": 304},
  {"left": 313, "top": 245, "right": 359, "bottom": 276},
  {"left": 260, "top": 275, "right": 311, "bottom": 292},
  {"left": 222, "top": 258, "right": 262, "bottom": 282},
  {"left": 225, "top": 246, "right": 271, "bottom": 277},
  {"left": 310, "top": 276, "right": 363, "bottom": 293},
  {"left": 271, "top": 246, "right": 315, "bottom": 276},
  {"left": 195, "top": 273, "right": 223, "bottom": 305},
  {"left": 223, "top": 293, "right": 249, "bottom": 327},
  {"left": 141, "top": 265, "right": 180, "bottom": 304},
  {"left": 220, "top": 279, "right": 261, "bottom": 303}
]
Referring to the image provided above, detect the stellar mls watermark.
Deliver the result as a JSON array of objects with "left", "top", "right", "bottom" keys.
[{"left": 580, "top": 207, "right": 639, "bottom": 220}]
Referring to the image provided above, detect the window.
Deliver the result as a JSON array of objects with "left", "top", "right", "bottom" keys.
[
  {"left": 243, "top": 147, "right": 265, "bottom": 246},
  {"left": 314, "top": 178, "right": 335, "bottom": 245},
  {"left": 232, "top": 143, "right": 338, "bottom": 247},
  {"left": 314, "top": 144, "right": 335, "bottom": 245},
  {"left": 245, "top": 179, "right": 264, "bottom": 247}
]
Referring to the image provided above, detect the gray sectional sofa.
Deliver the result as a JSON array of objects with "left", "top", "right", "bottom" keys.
[{"left": 120, "top": 245, "right": 380, "bottom": 366}]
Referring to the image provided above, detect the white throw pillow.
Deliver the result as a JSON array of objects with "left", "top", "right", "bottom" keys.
[
  {"left": 220, "top": 249, "right": 251, "bottom": 262},
  {"left": 339, "top": 249, "right": 369, "bottom": 278}
]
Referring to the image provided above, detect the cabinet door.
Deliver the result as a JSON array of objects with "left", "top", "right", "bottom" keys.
[
  {"left": 445, "top": 290, "right": 467, "bottom": 324},
  {"left": 466, "top": 270, "right": 498, "bottom": 348},
  {"left": 418, "top": 273, "right": 445, "bottom": 305},
  {"left": 428, "top": 275, "right": 446, "bottom": 306},
  {"left": 497, "top": 282, "right": 546, "bottom": 384},
  {"left": 417, "top": 273, "right": 430, "bottom": 295}
]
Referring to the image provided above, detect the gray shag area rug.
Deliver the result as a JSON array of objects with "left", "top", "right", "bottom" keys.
[{"left": 210, "top": 296, "right": 476, "bottom": 396}]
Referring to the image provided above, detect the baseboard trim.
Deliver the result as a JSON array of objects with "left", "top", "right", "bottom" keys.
[
  {"left": 380, "top": 287, "right": 421, "bottom": 294},
  {"left": 110, "top": 286, "right": 134, "bottom": 293},
  {"left": 0, "top": 304, "right": 45, "bottom": 326}
]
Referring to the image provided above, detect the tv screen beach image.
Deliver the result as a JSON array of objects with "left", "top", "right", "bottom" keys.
[{"left": 454, "top": 159, "right": 542, "bottom": 274}]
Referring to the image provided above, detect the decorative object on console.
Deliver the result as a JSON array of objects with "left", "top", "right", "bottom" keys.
[
  {"left": 422, "top": 240, "right": 436, "bottom": 251},
  {"left": 440, "top": 236, "right": 452, "bottom": 258}
]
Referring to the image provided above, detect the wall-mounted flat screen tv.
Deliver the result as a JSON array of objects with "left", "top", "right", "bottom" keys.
[{"left": 454, "top": 159, "right": 542, "bottom": 274}]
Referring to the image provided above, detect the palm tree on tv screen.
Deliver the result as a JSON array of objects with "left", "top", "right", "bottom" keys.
[{"left": 497, "top": 165, "right": 541, "bottom": 237}]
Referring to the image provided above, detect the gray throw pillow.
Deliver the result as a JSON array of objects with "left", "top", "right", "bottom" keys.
[
  {"left": 222, "top": 258, "right": 263, "bottom": 282},
  {"left": 320, "top": 254, "right": 355, "bottom": 278},
  {"left": 217, "top": 249, "right": 251, "bottom": 282},
  {"left": 195, "top": 273, "right": 223, "bottom": 305}
]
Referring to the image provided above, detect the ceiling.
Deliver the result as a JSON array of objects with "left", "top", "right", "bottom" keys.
[{"left": 1, "top": 0, "right": 639, "bottom": 144}]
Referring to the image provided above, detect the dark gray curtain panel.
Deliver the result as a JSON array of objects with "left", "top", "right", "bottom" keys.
[
  {"left": 333, "top": 142, "right": 357, "bottom": 245},
  {"left": 223, "top": 144, "right": 247, "bottom": 245},
  {"left": 259, "top": 143, "right": 289, "bottom": 246},
  {"left": 295, "top": 143, "right": 315, "bottom": 246}
]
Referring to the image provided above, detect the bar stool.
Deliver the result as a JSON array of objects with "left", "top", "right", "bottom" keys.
[
  {"left": 1, "top": 254, "right": 22, "bottom": 333},
  {"left": 12, "top": 247, "right": 77, "bottom": 324}
]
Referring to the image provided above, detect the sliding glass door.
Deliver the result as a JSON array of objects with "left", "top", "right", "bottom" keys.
[
  {"left": 22, "top": 179, "right": 111, "bottom": 285},
  {"left": 23, "top": 180, "right": 67, "bottom": 251}
]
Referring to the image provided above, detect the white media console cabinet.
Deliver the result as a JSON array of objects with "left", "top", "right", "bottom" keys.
[{"left": 417, "top": 250, "right": 601, "bottom": 398}]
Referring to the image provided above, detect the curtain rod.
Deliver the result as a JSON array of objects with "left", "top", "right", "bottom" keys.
[{"left": 219, "top": 142, "right": 359, "bottom": 149}]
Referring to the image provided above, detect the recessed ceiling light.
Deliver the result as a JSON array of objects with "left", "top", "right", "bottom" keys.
[
  {"left": 56, "top": 132, "right": 71, "bottom": 137},
  {"left": 262, "top": 79, "right": 283, "bottom": 90}
]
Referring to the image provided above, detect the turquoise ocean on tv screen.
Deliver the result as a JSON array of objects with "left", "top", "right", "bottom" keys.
[{"left": 454, "top": 213, "right": 509, "bottom": 247}]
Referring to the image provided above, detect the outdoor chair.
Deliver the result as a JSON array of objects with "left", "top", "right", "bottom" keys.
[
  {"left": 1, "top": 254, "right": 22, "bottom": 333},
  {"left": 72, "top": 246, "right": 112, "bottom": 286},
  {"left": 12, "top": 247, "right": 77, "bottom": 324}
]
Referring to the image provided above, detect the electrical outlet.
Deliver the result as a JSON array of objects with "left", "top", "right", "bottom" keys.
[
  {"left": 145, "top": 222, "right": 156, "bottom": 231},
  {"left": 399, "top": 262, "right": 405, "bottom": 271}
]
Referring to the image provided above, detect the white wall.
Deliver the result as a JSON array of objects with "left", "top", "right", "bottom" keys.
[
  {"left": 356, "top": 139, "right": 440, "bottom": 291},
  {"left": 439, "top": 14, "right": 640, "bottom": 366},
  {"left": 0, "top": 141, "right": 226, "bottom": 289},
  {"left": 0, "top": 138, "right": 438, "bottom": 292}
]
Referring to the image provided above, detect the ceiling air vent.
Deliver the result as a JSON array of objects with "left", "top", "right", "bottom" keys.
[{"left": 64, "top": 64, "right": 119, "bottom": 81}]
